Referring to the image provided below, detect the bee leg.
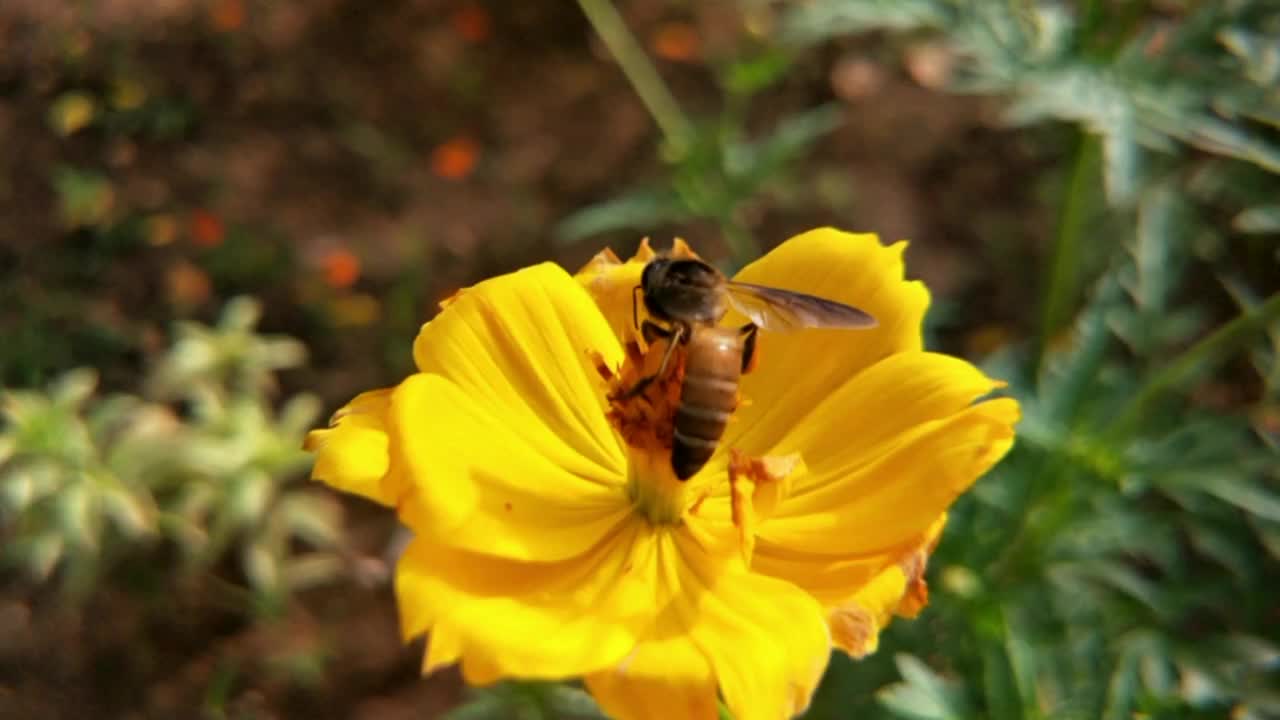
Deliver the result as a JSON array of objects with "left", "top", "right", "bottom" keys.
[
  {"left": 641, "top": 319, "right": 670, "bottom": 346},
  {"left": 738, "top": 323, "right": 760, "bottom": 374},
  {"left": 622, "top": 323, "right": 684, "bottom": 398},
  {"left": 631, "top": 285, "right": 644, "bottom": 331}
]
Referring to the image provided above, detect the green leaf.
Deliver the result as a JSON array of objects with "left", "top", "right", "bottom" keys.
[
  {"left": 1201, "top": 475, "right": 1280, "bottom": 523},
  {"left": 545, "top": 685, "right": 609, "bottom": 719},
  {"left": 981, "top": 643, "right": 1023, "bottom": 720},
  {"left": 877, "top": 654, "right": 968, "bottom": 720},
  {"left": 1233, "top": 204, "right": 1280, "bottom": 234},
  {"left": 50, "top": 368, "right": 99, "bottom": 409},
  {"left": 555, "top": 187, "right": 691, "bottom": 243},
  {"left": 721, "top": 49, "right": 792, "bottom": 97},
  {"left": 242, "top": 541, "right": 280, "bottom": 594},
  {"left": 732, "top": 104, "right": 844, "bottom": 185},
  {"left": 781, "top": 0, "right": 948, "bottom": 46}
]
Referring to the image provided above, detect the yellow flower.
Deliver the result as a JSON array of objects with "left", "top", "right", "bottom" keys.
[{"left": 305, "top": 228, "right": 1019, "bottom": 720}]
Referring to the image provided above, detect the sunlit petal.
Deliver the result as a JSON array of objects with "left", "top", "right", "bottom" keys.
[
  {"left": 392, "top": 373, "right": 631, "bottom": 561},
  {"left": 757, "top": 396, "right": 1018, "bottom": 555},
  {"left": 397, "top": 520, "right": 660, "bottom": 681},
  {"left": 304, "top": 388, "right": 399, "bottom": 505},
  {"left": 727, "top": 228, "right": 930, "bottom": 454},
  {"left": 412, "top": 262, "right": 626, "bottom": 478},
  {"left": 757, "top": 351, "right": 1008, "bottom": 493},
  {"left": 575, "top": 237, "right": 700, "bottom": 346},
  {"left": 576, "top": 242, "right": 651, "bottom": 346},
  {"left": 584, "top": 634, "right": 719, "bottom": 720},
  {"left": 585, "top": 530, "right": 830, "bottom": 720}
]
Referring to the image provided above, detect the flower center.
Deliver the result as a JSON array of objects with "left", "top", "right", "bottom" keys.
[
  {"left": 594, "top": 337, "right": 696, "bottom": 526},
  {"left": 593, "top": 333, "right": 802, "bottom": 555}
]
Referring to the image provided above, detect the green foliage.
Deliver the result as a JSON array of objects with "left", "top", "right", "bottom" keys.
[
  {"left": 443, "top": 682, "right": 610, "bottom": 720},
  {"left": 847, "top": 186, "right": 1280, "bottom": 720},
  {"left": 556, "top": 102, "right": 842, "bottom": 248},
  {"left": 0, "top": 297, "right": 345, "bottom": 611},
  {"left": 783, "top": 0, "right": 1280, "bottom": 206},
  {"left": 556, "top": 26, "right": 845, "bottom": 267}
]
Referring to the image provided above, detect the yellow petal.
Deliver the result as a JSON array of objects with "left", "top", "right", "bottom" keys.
[
  {"left": 589, "top": 530, "right": 830, "bottom": 720},
  {"left": 727, "top": 228, "right": 930, "bottom": 454},
  {"left": 584, "top": 636, "right": 719, "bottom": 720},
  {"left": 392, "top": 372, "right": 631, "bottom": 562},
  {"left": 395, "top": 262, "right": 635, "bottom": 560},
  {"left": 574, "top": 239, "right": 661, "bottom": 347},
  {"left": 412, "top": 262, "right": 627, "bottom": 479},
  {"left": 757, "top": 394, "right": 1018, "bottom": 556},
  {"left": 304, "top": 388, "right": 399, "bottom": 505},
  {"left": 751, "top": 543, "right": 898, "bottom": 608},
  {"left": 825, "top": 517, "right": 944, "bottom": 657},
  {"left": 827, "top": 566, "right": 905, "bottom": 658},
  {"left": 397, "top": 519, "right": 660, "bottom": 681},
  {"left": 753, "top": 351, "right": 1009, "bottom": 488}
]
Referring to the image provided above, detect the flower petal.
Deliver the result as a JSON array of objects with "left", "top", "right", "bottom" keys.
[
  {"left": 304, "top": 388, "right": 399, "bottom": 505},
  {"left": 757, "top": 392, "right": 1019, "bottom": 556},
  {"left": 588, "top": 530, "right": 830, "bottom": 720},
  {"left": 412, "top": 262, "right": 626, "bottom": 479},
  {"left": 761, "top": 351, "right": 1009, "bottom": 491},
  {"left": 748, "top": 357, "right": 1012, "bottom": 613},
  {"left": 397, "top": 519, "right": 660, "bottom": 681},
  {"left": 727, "top": 228, "right": 930, "bottom": 455},
  {"left": 742, "top": 350, "right": 1016, "bottom": 608},
  {"left": 584, "top": 636, "right": 718, "bottom": 720},
  {"left": 575, "top": 243, "right": 652, "bottom": 346},
  {"left": 393, "top": 372, "right": 631, "bottom": 561},
  {"left": 827, "top": 565, "right": 906, "bottom": 659},
  {"left": 822, "top": 517, "right": 944, "bottom": 657},
  {"left": 574, "top": 237, "right": 702, "bottom": 347}
]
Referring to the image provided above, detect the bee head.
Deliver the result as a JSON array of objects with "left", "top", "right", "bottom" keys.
[{"left": 640, "top": 257, "right": 726, "bottom": 325}]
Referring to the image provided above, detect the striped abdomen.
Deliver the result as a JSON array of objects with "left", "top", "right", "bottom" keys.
[{"left": 672, "top": 327, "right": 742, "bottom": 480}]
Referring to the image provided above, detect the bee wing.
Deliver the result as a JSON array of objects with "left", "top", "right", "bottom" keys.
[{"left": 726, "top": 282, "right": 877, "bottom": 332}]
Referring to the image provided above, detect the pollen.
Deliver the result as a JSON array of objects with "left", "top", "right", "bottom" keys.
[{"left": 598, "top": 337, "right": 687, "bottom": 454}]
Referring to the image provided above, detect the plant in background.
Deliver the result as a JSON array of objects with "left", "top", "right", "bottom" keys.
[
  {"left": 560, "top": 0, "right": 846, "bottom": 266},
  {"left": 859, "top": 184, "right": 1280, "bottom": 720},
  {"left": 0, "top": 297, "right": 346, "bottom": 613},
  {"left": 779, "top": 0, "right": 1280, "bottom": 354}
]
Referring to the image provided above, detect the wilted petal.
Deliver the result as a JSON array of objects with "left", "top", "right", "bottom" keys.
[{"left": 820, "top": 517, "right": 945, "bottom": 657}]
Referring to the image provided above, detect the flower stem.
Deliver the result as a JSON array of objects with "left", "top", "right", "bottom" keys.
[
  {"left": 1110, "top": 289, "right": 1280, "bottom": 435},
  {"left": 576, "top": 0, "right": 692, "bottom": 152}
]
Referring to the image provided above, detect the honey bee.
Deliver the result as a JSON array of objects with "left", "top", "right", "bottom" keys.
[{"left": 627, "top": 255, "right": 876, "bottom": 480}]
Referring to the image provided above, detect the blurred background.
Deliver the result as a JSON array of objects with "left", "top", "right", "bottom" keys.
[{"left": 1, "top": 1, "right": 1278, "bottom": 718}]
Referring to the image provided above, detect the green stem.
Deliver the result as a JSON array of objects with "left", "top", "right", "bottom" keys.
[
  {"left": 1037, "top": 134, "right": 1097, "bottom": 371},
  {"left": 576, "top": 0, "right": 692, "bottom": 152},
  {"left": 1110, "top": 290, "right": 1280, "bottom": 435}
]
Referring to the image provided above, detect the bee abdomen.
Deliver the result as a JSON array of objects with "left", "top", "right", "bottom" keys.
[{"left": 672, "top": 366, "right": 739, "bottom": 480}]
